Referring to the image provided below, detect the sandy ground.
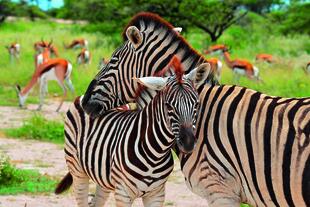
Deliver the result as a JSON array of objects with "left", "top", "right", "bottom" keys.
[{"left": 0, "top": 102, "right": 208, "bottom": 207}]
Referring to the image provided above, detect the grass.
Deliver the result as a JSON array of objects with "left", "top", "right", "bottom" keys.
[
  {"left": 0, "top": 18, "right": 309, "bottom": 110},
  {"left": 4, "top": 115, "right": 64, "bottom": 144},
  {"left": 0, "top": 153, "right": 57, "bottom": 195}
]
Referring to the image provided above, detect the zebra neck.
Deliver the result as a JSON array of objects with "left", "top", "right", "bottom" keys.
[{"left": 141, "top": 94, "right": 175, "bottom": 156}]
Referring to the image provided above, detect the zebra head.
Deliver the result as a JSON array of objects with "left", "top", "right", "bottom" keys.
[
  {"left": 136, "top": 60, "right": 211, "bottom": 153},
  {"left": 82, "top": 12, "right": 211, "bottom": 118}
]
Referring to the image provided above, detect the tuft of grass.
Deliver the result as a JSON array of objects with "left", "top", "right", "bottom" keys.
[
  {"left": 5, "top": 115, "right": 64, "bottom": 144},
  {"left": 0, "top": 154, "right": 57, "bottom": 195}
]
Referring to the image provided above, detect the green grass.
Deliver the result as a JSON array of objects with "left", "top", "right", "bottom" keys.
[
  {"left": 0, "top": 154, "right": 57, "bottom": 195},
  {"left": 0, "top": 18, "right": 309, "bottom": 106},
  {"left": 4, "top": 115, "right": 64, "bottom": 144}
]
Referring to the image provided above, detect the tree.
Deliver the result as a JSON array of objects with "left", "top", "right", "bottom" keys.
[{"left": 124, "top": 0, "right": 248, "bottom": 42}]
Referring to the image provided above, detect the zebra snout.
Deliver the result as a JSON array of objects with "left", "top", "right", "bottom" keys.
[{"left": 178, "top": 126, "right": 196, "bottom": 153}]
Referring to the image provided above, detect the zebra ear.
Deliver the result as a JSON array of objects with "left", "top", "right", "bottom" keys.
[
  {"left": 133, "top": 77, "right": 168, "bottom": 90},
  {"left": 126, "top": 26, "right": 143, "bottom": 49},
  {"left": 185, "top": 63, "right": 211, "bottom": 88}
]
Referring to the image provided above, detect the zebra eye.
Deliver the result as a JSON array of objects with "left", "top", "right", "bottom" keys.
[{"left": 165, "top": 102, "right": 174, "bottom": 112}]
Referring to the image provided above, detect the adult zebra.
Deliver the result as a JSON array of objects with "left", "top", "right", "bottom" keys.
[
  {"left": 81, "top": 12, "right": 310, "bottom": 206},
  {"left": 56, "top": 58, "right": 210, "bottom": 206}
]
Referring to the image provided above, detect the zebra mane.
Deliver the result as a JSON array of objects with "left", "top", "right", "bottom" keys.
[
  {"left": 122, "top": 12, "right": 204, "bottom": 64},
  {"left": 122, "top": 12, "right": 175, "bottom": 40},
  {"left": 123, "top": 12, "right": 218, "bottom": 85},
  {"left": 134, "top": 55, "right": 184, "bottom": 100}
]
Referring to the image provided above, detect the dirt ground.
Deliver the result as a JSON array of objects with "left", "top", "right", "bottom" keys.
[{"left": 0, "top": 102, "right": 208, "bottom": 207}]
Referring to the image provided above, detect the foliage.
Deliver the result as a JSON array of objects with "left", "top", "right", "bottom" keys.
[
  {"left": 0, "top": 0, "right": 47, "bottom": 22},
  {"left": 5, "top": 115, "right": 64, "bottom": 144},
  {"left": 0, "top": 153, "right": 56, "bottom": 195},
  {"left": 280, "top": 2, "right": 310, "bottom": 35}
]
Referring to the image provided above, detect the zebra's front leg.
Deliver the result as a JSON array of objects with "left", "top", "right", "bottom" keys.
[
  {"left": 72, "top": 176, "right": 90, "bottom": 207},
  {"left": 114, "top": 185, "right": 133, "bottom": 207},
  {"left": 142, "top": 185, "right": 165, "bottom": 207},
  {"left": 89, "top": 185, "right": 110, "bottom": 207}
]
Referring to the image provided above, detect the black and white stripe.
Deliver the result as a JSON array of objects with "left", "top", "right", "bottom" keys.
[
  {"left": 179, "top": 84, "right": 310, "bottom": 206},
  {"left": 81, "top": 12, "right": 217, "bottom": 118},
  {"left": 78, "top": 12, "right": 310, "bottom": 206},
  {"left": 58, "top": 73, "right": 202, "bottom": 207}
]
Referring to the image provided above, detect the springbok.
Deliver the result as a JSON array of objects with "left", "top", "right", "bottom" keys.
[
  {"left": 64, "top": 38, "right": 88, "bottom": 49},
  {"left": 98, "top": 57, "right": 109, "bottom": 70},
  {"left": 34, "top": 40, "right": 59, "bottom": 57},
  {"left": 16, "top": 58, "right": 74, "bottom": 112},
  {"left": 35, "top": 42, "right": 53, "bottom": 67},
  {"left": 305, "top": 62, "right": 310, "bottom": 74},
  {"left": 222, "top": 47, "right": 261, "bottom": 82},
  {"left": 77, "top": 48, "right": 91, "bottom": 65},
  {"left": 207, "top": 57, "right": 223, "bottom": 82},
  {"left": 204, "top": 44, "right": 227, "bottom": 56},
  {"left": 255, "top": 53, "right": 274, "bottom": 63},
  {"left": 6, "top": 42, "right": 20, "bottom": 62}
]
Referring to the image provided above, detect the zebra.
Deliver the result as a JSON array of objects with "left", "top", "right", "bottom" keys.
[
  {"left": 81, "top": 12, "right": 217, "bottom": 118},
  {"left": 55, "top": 59, "right": 211, "bottom": 206},
  {"left": 80, "top": 12, "right": 310, "bottom": 206}
]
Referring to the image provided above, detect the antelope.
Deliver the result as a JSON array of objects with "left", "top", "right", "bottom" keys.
[
  {"left": 35, "top": 41, "right": 53, "bottom": 67},
  {"left": 77, "top": 48, "right": 91, "bottom": 65},
  {"left": 16, "top": 58, "right": 74, "bottom": 112},
  {"left": 222, "top": 47, "right": 261, "bottom": 82},
  {"left": 34, "top": 40, "right": 59, "bottom": 57},
  {"left": 6, "top": 42, "right": 20, "bottom": 62},
  {"left": 64, "top": 38, "right": 88, "bottom": 49},
  {"left": 98, "top": 57, "right": 109, "bottom": 70},
  {"left": 204, "top": 44, "right": 227, "bottom": 56},
  {"left": 305, "top": 62, "right": 310, "bottom": 74},
  {"left": 255, "top": 53, "right": 274, "bottom": 63},
  {"left": 208, "top": 57, "right": 223, "bottom": 82}
]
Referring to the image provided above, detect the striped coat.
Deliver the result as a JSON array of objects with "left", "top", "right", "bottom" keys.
[
  {"left": 80, "top": 12, "right": 310, "bottom": 206},
  {"left": 56, "top": 61, "right": 208, "bottom": 206}
]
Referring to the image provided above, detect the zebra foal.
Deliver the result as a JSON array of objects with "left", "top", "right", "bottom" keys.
[{"left": 55, "top": 59, "right": 211, "bottom": 207}]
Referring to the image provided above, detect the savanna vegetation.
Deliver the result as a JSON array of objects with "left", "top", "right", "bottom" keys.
[{"left": 0, "top": 153, "right": 57, "bottom": 195}]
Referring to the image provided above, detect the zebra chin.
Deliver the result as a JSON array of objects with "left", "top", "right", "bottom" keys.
[{"left": 177, "top": 126, "right": 197, "bottom": 154}]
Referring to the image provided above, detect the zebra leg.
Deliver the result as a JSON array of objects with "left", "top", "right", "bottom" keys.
[
  {"left": 72, "top": 176, "right": 89, "bottom": 207},
  {"left": 114, "top": 185, "right": 133, "bottom": 207},
  {"left": 89, "top": 185, "right": 110, "bottom": 207},
  {"left": 142, "top": 184, "right": 165, "bottom": 207}
]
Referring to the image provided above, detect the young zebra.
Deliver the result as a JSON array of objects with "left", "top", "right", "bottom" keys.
[
  {"left": 80, "top": 12, "right": 310, "bottom": 206},
  {"left": 55, "top": 59, "right": 211, "bottom": 207}
]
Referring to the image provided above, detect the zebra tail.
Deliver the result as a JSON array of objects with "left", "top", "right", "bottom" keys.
[{"left": 54, "top": 172, "right": 73, "bottom": 194}]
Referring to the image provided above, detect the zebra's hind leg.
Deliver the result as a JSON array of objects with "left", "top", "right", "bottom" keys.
[
  {"left": 142, "top": 184, "right": 165, "bottom": 207},
  {"left": 72, "top": 176, "right": 90, "bottom": 207},
  {"left": 89, "top": 185, "right": 110, "bottom": 207},
  {"left": 114, "top": 185, "right": 133, "bottom": 207}
]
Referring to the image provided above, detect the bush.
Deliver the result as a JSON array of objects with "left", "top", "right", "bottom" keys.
[
  {"left": 0, "top": 154, "right": 21, "bottom": 186},
  {"left": 0, "top": 153, "right": 57, "bottom": 195},
  {"left": 5, "top": 115, "right": 64, "bottom": 144}
]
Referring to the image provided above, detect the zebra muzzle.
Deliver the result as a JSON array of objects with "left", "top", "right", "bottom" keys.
[{"left": 177, "top": 126, "right": 196, "bottom": 153}]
